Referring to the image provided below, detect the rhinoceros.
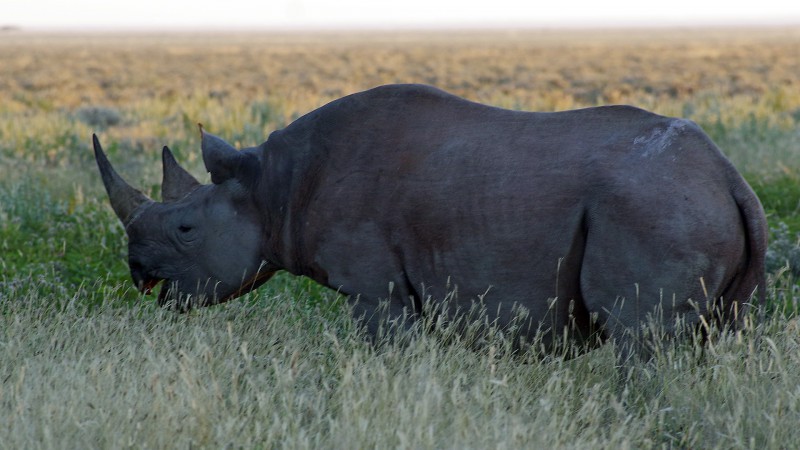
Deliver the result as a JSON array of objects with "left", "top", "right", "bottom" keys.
[{"left": 94, "top": 84, "right": 766, "bottom": 356}]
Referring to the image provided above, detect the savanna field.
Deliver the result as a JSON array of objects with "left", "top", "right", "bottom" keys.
[{"left": 2, "top": 27, "right": 800, "bottom": 448}]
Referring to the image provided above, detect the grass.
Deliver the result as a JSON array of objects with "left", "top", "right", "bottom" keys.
[
  {"left": 1, "top": 27, "right": 800, "bottom": 447},
  {"left": 2, "top": 287, "right": 800, "bottom": 448}
]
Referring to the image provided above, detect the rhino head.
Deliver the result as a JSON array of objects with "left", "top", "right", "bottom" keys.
[{"left": 93, "top": 128, "right": 275, "bottom": 309}]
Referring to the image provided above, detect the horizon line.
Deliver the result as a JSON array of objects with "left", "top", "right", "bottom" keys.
[{"left": 4, "top": 20, "right": 800, "bottom": 34}]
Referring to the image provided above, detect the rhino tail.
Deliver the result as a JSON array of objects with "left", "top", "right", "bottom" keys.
[{"left": 721, "top": 172, "right": 768, "bottom": 321}]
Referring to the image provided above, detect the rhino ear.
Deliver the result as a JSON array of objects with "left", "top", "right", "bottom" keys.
[
  {"left": 93, "top": 134, "right": 154, "bottom": 226},
  {"left": 161, "top": 146, "right": 200, "bottom": 202},
  {"left": 200, "top": 124, "right": 259, "bottom": 188},
  {"left": 200, "top": 125, "right": 243, "bottom": 185}
]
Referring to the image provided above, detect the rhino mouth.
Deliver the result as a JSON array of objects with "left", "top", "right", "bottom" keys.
[
  {"left": 138, "top": 275, "right": 210, "bottom": 309},
  {"left": 140, "top": 277, "right": 162, "bottom": 295},
  {"left": 136, "top": 277, "right": 170, "bottom": 306}
]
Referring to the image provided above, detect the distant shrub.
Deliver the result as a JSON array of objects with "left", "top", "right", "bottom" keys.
[
  {"left": 766, "top": 221, "right": 800, "bottom": 276},
  {"left": 75, "top": 106, "right": 122, "bottom": 129}
]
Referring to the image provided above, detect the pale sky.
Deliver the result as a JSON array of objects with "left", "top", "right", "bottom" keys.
[{"left": 4, "top": 0, "right": 800, "bottom": 30}]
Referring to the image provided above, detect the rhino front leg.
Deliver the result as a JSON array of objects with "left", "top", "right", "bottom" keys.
[{"left": 349, "top": 293, "right": 422, "bottom": 343}]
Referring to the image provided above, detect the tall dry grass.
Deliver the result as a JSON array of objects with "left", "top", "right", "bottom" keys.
[{"left": 2, "top": 283, "right": 800, "bottom": 448}]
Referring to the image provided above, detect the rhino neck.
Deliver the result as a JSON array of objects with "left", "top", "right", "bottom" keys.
[{"left": 256, "top": 129, "right": 319, "bottom": 277}]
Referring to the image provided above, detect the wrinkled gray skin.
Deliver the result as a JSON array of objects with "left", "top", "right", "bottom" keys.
[{"left": 94, "top": 84, "right": 767, "bottom": 357}]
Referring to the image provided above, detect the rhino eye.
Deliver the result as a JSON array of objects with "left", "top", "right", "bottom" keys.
[{"left": 176, "top": 224, "right": 197, "bottom": 243}]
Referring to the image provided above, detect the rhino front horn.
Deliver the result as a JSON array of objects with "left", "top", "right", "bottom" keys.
[{"left": 93, "top": 134, "right": 154, "bottom": 226}]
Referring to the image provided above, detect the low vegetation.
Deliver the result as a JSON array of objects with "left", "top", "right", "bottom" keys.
[{"left": 1, "top": 27, "right": 800, "bottom": 448}]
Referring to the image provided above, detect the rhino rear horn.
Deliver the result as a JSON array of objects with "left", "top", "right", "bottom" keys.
[
  {"left": 199, "top": 124, "right": 244, "bottom": 185},
  {"left": 161, "top": 146, "right": 200, "bottom": 202},
  {"left": 93, "top": 134, "right": 154, "bottom": 226}
]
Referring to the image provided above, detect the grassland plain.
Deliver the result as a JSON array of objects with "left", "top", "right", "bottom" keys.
[{"left": 1, "top": 27, "right": 800, "bottom": 448}]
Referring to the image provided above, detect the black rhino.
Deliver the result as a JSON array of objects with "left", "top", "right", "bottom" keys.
[{"left": 94, "top": 84, "right": 767, "bottom": 356}]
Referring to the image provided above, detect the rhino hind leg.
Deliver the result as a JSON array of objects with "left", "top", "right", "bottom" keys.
[
  {"left": 579, "top": 228, "right": 744, "bottom": 364},
  {"left": 348, "top": 274, "right": 425, "bottom": 342},
  {"left": 581, "top": 254, "right": 738, "bottom": 364}
]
